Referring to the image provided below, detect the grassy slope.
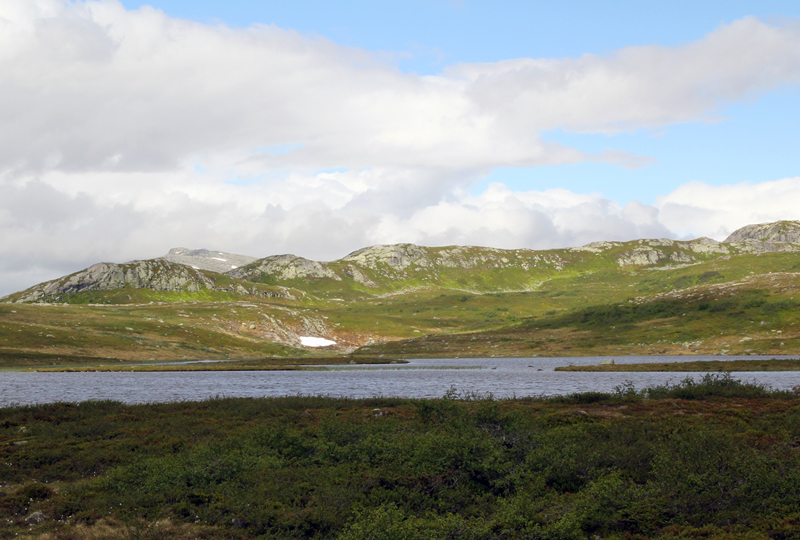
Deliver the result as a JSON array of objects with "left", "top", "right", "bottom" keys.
[
  {"left": 356, "top": 253, "right": 800, "bottom": 358},
  {"left": 0, "top": 301, "right": 309, "bottom": 369}
]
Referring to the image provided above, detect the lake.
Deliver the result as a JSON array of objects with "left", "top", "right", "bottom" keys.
[{"left": 2, "top": 355, "right": 800, "bottom": 406}]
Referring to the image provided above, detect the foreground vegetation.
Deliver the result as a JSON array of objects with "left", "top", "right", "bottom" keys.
[{"left": 3, "top": 375, "right": 800, "bottom": 539}]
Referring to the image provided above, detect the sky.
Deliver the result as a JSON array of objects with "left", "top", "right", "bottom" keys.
[{"left": 1, "top": 0, "right": 800, "bottom": 296}]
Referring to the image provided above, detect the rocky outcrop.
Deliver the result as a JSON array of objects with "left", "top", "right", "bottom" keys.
[
  {"left": 342, "top": 244, "right": 431, "bottom": 270},
  {"left": 24, "top": 511, "right": 46, "bottom": 525},
  {"left": 724, "top": 221, "right": 800, "bottom": 244},
  {"left": 722, "top": 221, "right": 800, "bottom": 254},
  {"left": 687, "top": 237, "right": 730, "bottom": 255},
  {"left": 13, "top": 260, "right": 216, "bottom": 302},
  {"left": 223, "top": 243, "right": 572, "bottom": 293},
  {"left": 344, "top": 244, "right": 568, "bottom": 273},
  {"left": 229, "top": 254, "right": 341, "bottom": 282},
  {"left": 10, "top": 259, "right": 292, "bottom": 303},
  {"left": 341, "top": 265, "right": 378, "bottom": 287},
  {"left": 616, "top": 248, "right": 667, "bottom": 267},
  {"left": 161, "top": 248, "right": 257, "bottom": 273},
  {"left": 612, "top": 229, "right": 800, "bottom": 267},
  {"left": 570, "top": 241, "right": 622, "bottom": 253}
]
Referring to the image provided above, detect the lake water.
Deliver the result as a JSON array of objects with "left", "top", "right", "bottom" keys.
[{"left": 2, "top": 355, "right": 800, "bottom": 407}]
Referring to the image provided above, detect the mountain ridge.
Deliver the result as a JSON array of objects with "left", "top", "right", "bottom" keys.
[
  {"left": 5, "top": 259, "right": 295, "bottom": 304},
  {"left": 5, "top": 220, "right": 800, "bottom": 304}
]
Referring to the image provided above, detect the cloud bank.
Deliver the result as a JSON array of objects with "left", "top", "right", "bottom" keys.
[{"left": 1, "top": 1, "right": 799, "bottom": 295}]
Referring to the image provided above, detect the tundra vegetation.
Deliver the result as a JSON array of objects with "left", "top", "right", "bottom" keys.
[
  {"left": 2, "top": 375, "right": 800, "bottom": 539},
  {"left": 2, "top": 221, "right": 800, "bottom": 369}
]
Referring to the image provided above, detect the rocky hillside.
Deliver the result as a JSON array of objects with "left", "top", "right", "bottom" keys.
[
  {"left": 6, "top": 259, "right": 293, "bottom": 303},
  {"left": 724, "top": 220, "right": 800, "bottom": 246},
  {"left": 5, "top": 220, "right": 800, "bottom": 304},
  {"left": 227, "top": 229, "right": 799, "bottom": 297}
]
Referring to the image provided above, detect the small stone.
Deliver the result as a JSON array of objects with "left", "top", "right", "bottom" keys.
[{"left": 25, "top": 511, "right": 46, "bottom": 525}]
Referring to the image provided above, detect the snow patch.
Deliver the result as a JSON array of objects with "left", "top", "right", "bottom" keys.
[
  {"left": 212, "top": 257, "right": 227, "bottom": 262},
  {"left": 300, "top": 336, "right": 337, "bottom": 347}
]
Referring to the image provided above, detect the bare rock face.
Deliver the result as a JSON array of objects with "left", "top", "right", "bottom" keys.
[
  {"left": 724, "top": 221, "right": 800, "bottom": 244},
  {"left": 616, "top": 248, "right": 667, "bottom": 267},
  {"left": 341, "top": 264, "right": 378, "bottom": 287},
  {"left": 162, "top": 248, "right": 257, "bottom": 273}
]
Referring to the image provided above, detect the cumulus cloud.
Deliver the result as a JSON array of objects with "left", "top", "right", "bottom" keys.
[
  {"left": 3, "top": 2, "right": 799, "bottom": 175},
  {"left": 656, "top": 177, "right": 800, "bottom": 239},
  {"left": 453, "top": 17, "right": 800, "bottom": 134},
  {"left": 1, "top": 1, "right": 800, "bottom": 296}
]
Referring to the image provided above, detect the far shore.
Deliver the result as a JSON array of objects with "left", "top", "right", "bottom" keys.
[
  {"left": 5, "top": 356, "right": 406, "bottom": 372},
  {"left": 555, "top": 358, "right": 800, "bottom": 372}
]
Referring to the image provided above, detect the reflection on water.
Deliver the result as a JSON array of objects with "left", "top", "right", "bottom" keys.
[{"left": 2, "top": 355, "right": 799, "bottom": 406}]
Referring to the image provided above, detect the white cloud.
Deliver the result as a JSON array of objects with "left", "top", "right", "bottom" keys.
[
  {"left": 452, "top": 17, "right": 800, "bottom": 134},
  {"left": 655, "top": 177, "right": 800, "bottom": 239},
  {"left": 1, "top": 2, "right": 800, "bottom": 296},
  {"left": 2, "top": 3, "right": 798, "bottom": 176}
]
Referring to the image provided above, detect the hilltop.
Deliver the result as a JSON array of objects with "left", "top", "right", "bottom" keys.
[
  {"left": 1, "top": 220, "right": 799, "bottom": 367},
  {"left": 161, "top": 247, "right": 257, "bottom": 273}
]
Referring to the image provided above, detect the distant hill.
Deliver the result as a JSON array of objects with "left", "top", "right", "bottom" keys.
[
  {"left": 724, "top": 220, "right": 800, "bottom": 244},
  {"left": 161, "top": 247, "right": 257, "bottom": 273},
  {"left": 5, "top": 221, "right": 800, "bottom": 304},
  {"left": 1, "top": 220, "right": 799, "bottom": 363},
  {"left": 3, "top": 259, "right": 294, "bottom": 304}
]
